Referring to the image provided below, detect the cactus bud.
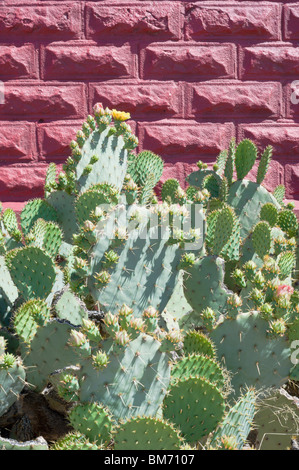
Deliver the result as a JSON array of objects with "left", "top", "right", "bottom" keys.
[
  {"left": 219, "top": 436, "right": 239, "bottom": 451},
  {"left": 253, "top": 271, "right": 266, "bottom": 290},
  {"left": 104, "top": 311, "right": 120, "bottom": 336},
  {"left": 103, "top": 250, "right": 119, "bottom": 266},
  {"left": 114, "top": 330, "right": 131, "bottom": 349},
  {"left": 118, "top": 304, "right": 133, "bottom": 330},
  {"left": 160, "top": 329, "right": 183, "bottom": 353},
  {"left": 232, "top": 269, "right": 247, "bottom": 288},
  {"left": 81, "top": 318, "right": 102, "bottom": 344},
  {"left": 68, "top": 330, "right": 91, "bottom": 357},
  {"left": 84, "top": 220, "right": 96, "bottom": 232},
  {"left": 201, "top": 188, "right": 210, "bottom": 199},
  {"left": 92, "top": 351, "right": 109, "bottom": 370},
  {"left": 142, "top": 306, "right": 159, "bottom": 333},
  {"left": 124, "top": 134, "right": 139, "bottom": 150},
  {"left": 93, "top": 102, "right": 105, "bottom": 117},
  {"left": 0, "top": 353, "right": 16, "bottom": 370},
  {"left": 87, "top": 115, "right": 96, "bottom": 130},
  {"left": 90, "top": 154, "right": 99, "bottom": 165},
  {"left": 82, "top": 122, "right": 91, "bottom": 138},
  {"left": 76, "top": 130, "right": 86, "bottom": 147},
  {"left": 73, "top": 257, "right": 89, "bottom": 277},
  {"left": 227, "top": 294, "right": 242, "bottom": 318},
  {"left": 127, "top": 318, "right": 145, "bottom": 339},
  {"left": 94, "top": 270, "right": 111, "bottom": 287},
  {"left": 56, "top": 373, "right": 80, "bottom": 402},
  {"left": 97, "top": 115, "right": 111, "bottom": 130},
  {"left": 83, "top": 164, "right": 93, "bottom": 175},
  {"left": 179, "top": 252, "right": 196, "bottom": 269},
  {"left": 249, "top": 288, "right": 265, "bottom": 307},
  {"left": 268, "top": 319, "right": 287, "bottom": 338},
  {"left": 243, "top": 261, "right": 258, "bottom": 282},
  {"left": 201, "top": 307, "right": 217, "bottom": 331},
  {"left": 259, "top": 303, "right": 274, "bottom": 321}
]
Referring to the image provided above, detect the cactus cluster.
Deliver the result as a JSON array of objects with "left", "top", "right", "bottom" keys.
[{"left": 0, "top": 108, "right": 298, "bottom": 451}]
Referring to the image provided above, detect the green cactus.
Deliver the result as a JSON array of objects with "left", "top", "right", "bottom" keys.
[
  {"left": 273, "top": 185, "right": 286, "bottom": 206},
  {"left": 22, "top": 319, "right": 80, "bottom": 392},
  {"left": 208, "top": 388, "right": 256, "bottom": 450},
  {"left": 256, "top": 146, "right": 273, "bottom": 185},
  {"left": 68, "top": 402, "right": 113, "bottom": 445},
  {"left": 170, "top": 353, "right": 228, "bottom": 392},
  {"left": 53, "top": 289, "right": 88, "bottom": 325},
  {"left": 183, "top": 256, "right": 233, "bottom": 322},
  {"left": 50, "top": 432, "right": 101, "bottom": 450},
  {"left": 67, "top": 106, "right": 137, "bottom": 195},
  {"left": 1, "top": 109, "right": 299, "bottom": 451},
  {"left": 234, "top": 139, "right": 257, "bottom": 181},
  {"left": 20, "top": 198, "right": 59, "bottom": 236},
  {"left": 252, "top": 221, "right": 272, "bottom": 260},
  {"left": 0, "top": 352, "right": 26, "bottom": 417},
  {"left": 5, "top": 246, "right": 56, "bottom": 301},
  {"left": 13, "top": 299, "right": 51, "bottom": 343},
  {"left": 183, "top": 330, "right": 217, "bottom": 359},
  {"left": 113, "top": 416, "right": 184, "bottom": 450},
  {"left": 210, "top": 312, "right": 292, "bottom": 398},
  {"left": 86, "top": 203, "right": 200, "bottom": 318},
  {"left": 260, "top": 203, "right": 279, "bottom": 227},
  {"left": 76, "top": 331, "right": 172, "bottom": 421},
  {"left": 163, "top": 375, "right": 226, "bottom": 443}
]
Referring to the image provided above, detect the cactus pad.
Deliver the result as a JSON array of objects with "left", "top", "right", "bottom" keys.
[
  {"left": 114, "top": 416, "right": 183, "bottom": 450},
  {"left": 210, "top": 312, "right": 292, "bottom": 397},
  {"left": 6, "top": 247, "right": 56, "bottom": 301},
  {"left": 163, "top": 375, "right": 226, "bottom": 443}
]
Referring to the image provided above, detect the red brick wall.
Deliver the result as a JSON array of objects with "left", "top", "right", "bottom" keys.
[{"left": 1, "top": 1, "right": 299, "bottom": 210}]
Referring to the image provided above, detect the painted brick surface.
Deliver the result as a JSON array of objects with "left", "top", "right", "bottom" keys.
[{"left": 0, "top": 0, "right": 298, "bottom": 207}]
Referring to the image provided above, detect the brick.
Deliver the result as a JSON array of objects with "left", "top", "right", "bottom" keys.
[
  {"left": 138, "top": 121, "right": 234, "bottom": 156},
  {"left": 284, "top": 4, "right": 299, "bottom": 40},
  {"left": 86, "top": 2, "right": 182, "bottom": 40},
  {"left": 141, "top": 43, "right": 236, "bottom": 80},
  {"left": 90, "top": 81, "right": 182, "bottom": 117},
  {"left": 0, "top": 122, "right": 36, "bottom": 163},
  {"left": 285, "top": 161, "right": 299, "bottom": 199},
  {"left": 0, "top": 3, "right": 81, "bottom": 39},
  {"left": 0, "top": 44, "right": 37, "bottom": 79},
  {"left": 2, "top": 202, "right": 25, "bottom": 214},
  {"left": 185, "top": 3, "right": 280, "bottom": 40},
  {"left": 37, "top": 120, "right": 83, "bottom": 161},
  {"left": 0, "top": 82, "right": 87, "bottom": 119},
  {"left": 42, "top": 42, "right": 136, "bottom": 80},
  {"left": 239, "top": 123, "right": 299, "bottom": 157},
  {"left": 240, "top": 44, "right": 299, "bottom": 79},
  {"left": 0, "top": 165, "right": 48, "bottom": 199},
  {"left": 186, "top": 82, "right": 281, "bottom": 119}
]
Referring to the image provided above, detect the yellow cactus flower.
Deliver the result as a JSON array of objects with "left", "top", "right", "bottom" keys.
[{"left": 111, "top": 109, "right": 131, "bottom": 121}]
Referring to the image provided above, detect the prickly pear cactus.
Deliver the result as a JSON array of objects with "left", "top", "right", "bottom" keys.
[
  {"left": 0, "top": 107, "right": 298, "bottom": 451},
  {"left": 210, "top": 311, "right": 292, "bottom": 397},
  {"left": 0, "top": 351, "right": 26, "bottom": 417},
  {"left": 113, "top": 417, "right": 183, "bottom": 450}
]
